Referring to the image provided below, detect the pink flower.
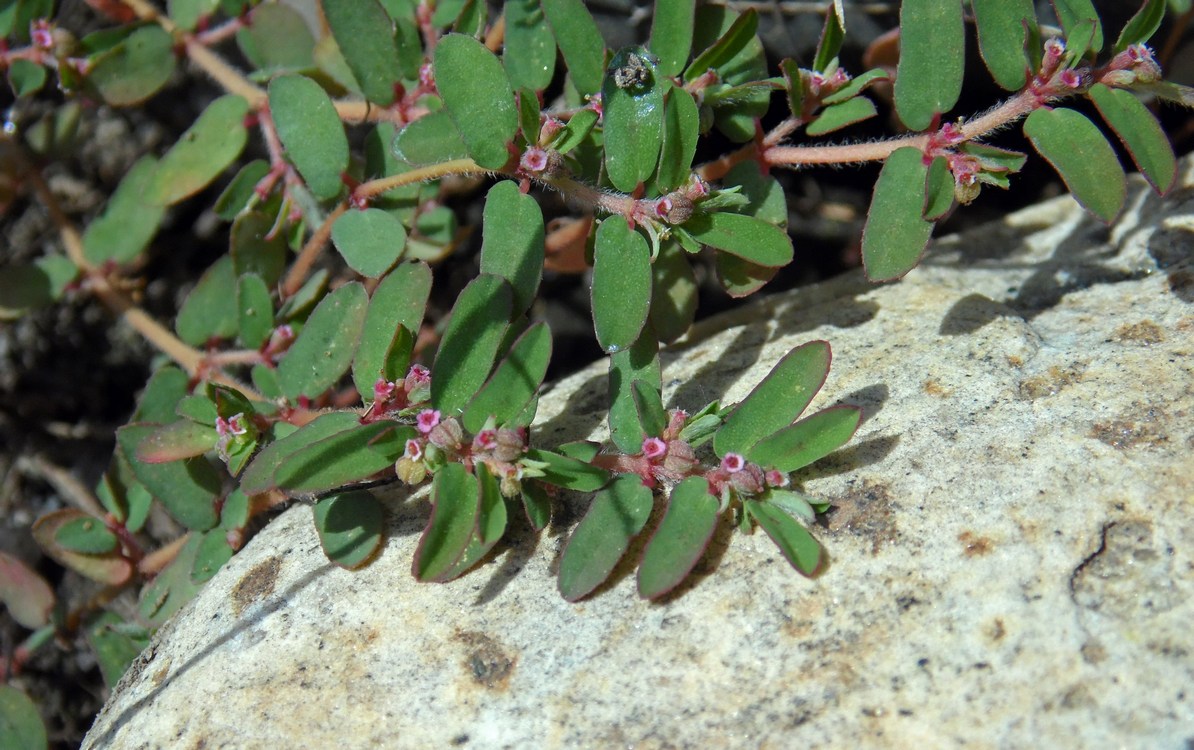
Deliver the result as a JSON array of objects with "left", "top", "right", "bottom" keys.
[
  {"left": 473, "top": 429, "right": 498, "bottom": 451},
  {"left": 405, "top": 364, "right": 431, "bottom": 389},
  {"left": 642, "top": 437, "right": 667, "bottom": 460},
  {"left": 721, "top": 453, "right": 745, "bottom": 473},
  {"left": 520, "top": 147, "right": 549, "bottom": 173},
  {"left": 30, "top": 20, "right": 53, "bottom": 49},
  {"left": 404, "top": 438, "right": 423, "bottom": 461},
  {"left": 373, "top": 378, "right": 398, "bottom": 403},
  {"left": 765, "top": 470, "right": 790, "bottom": 488},
  {"left": 416, "top": 409, "right": 441, "bottom": 434}
]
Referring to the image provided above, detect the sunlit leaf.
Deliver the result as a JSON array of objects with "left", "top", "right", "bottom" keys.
[
  {"left": 822, "top": 68, "right": 890, "bottom": 105},
  {"left": 138, "top": 533, "right": 202, "bottom": 625},
  {"left": 1114, "top": 0, "right": 1165, "bottom": 53},
  {"left": 1088, "top": 83, "right": 1176, "bottom": 195},
  {"left": 746, "top": 405, "right": 862, "bottom": 472},
  {"left": 273, "top": 421, "right": 412, "bottom": 495},
  {"left": 746, "top": 499, "right": 822, "bottom": 574},
  {"left": 269, "top": 75, "right": 350, "bottom": 200},
  {"left": 85, "top": 25, "right": 175, "bottom": 106},
  {"left": 504, "top": 0, "right": 556, "bottom": 91},
  {"left": 547, "top": 107, "right": 598, "bottom": 155},
  {"left": 32, "top": 509, "right": 132, "bottom": 585},
  {"left": 557, "top": 474, "right": 653, "bottom": 601},
  {"left": 463, "top": 322, "right": 552, "bottom": 432},
  {"left": 1024, "top": 107, "right": 1125, "bottom": 222},
  {"left": 325, "top": 0, "right": 403, "bottom": 106},
  {"left": 657, "top": 86, "right": 699, "bottom": 193},
  {"left": 524, "top": 449, "right": 611, "bottom": 491},
  {"left": 608, "top": 330, "right": 661, "bottom": 454},
  {"left": 240, "top": 412, "right": 361, "bottom": 495},
  {"left": 145, "top": 95, "right": 248, "bottom": 205},
  {"left": 82, "top": 155, "right": 164, "bottom": 264},
  {"left": 391, "top": 110, "right": 469, "bottom": 165},
  {"left": 894, "top": 0, "right": 964, "bottom": 131},
  {"left": 714, "top": 340, "right": 831, "bottom": 458},
  {"left": 169, "top": 0, "right": 218, "bottom": 30},
  {"left": 971, "top": 0, "right": 1035, "bottom": 90},
  {"left": 923, "top": 155, "right": 954, "bottom": 220},
  {"left": 435, "top": 33, "right": 518, "bottom": 170},
  {"left": 649, "top": 0, "right": 694, "bottom": 78},
  {"left": 277, "top": 282, "right": 369, "bottom": 400},
  {"left": 237, "top": 3, "right": 315, "bottom": 73},
  {"left": 684, "top": 211, "right": 793, "bottom": 268},
  {"left": 592, "top": 216, "right": 652, "bottom": 353},
  {"left": 602, "top": 47, "right": 665, "bottom": 192},
  {"left": 434, "top": 464, "right": 508, "bottom": 581},
  {"left": 118, "top": 424, "right": 222, "bottom": 530},
  {"left": 135, "top": 419, "right": 217, "bottom": 463},
  {"left": 637, "top": 476, "right": 718, "bottom": 599},
  {"left": 861, "top": 146, "right": 934, "bottom": 281},
  {"left": 805, "top": 96, "right": 877, "bottom": 136},
  {"left": 353, "top": 261, "right": 431, "bottom": 396},
  {"left": 684, "top": 8, "right": 757, "bottom": 83},
  {"left": 813, "top": 4, "right": 845, "bottom": 72},
  {"left": 190, "top": 527, "right": 235, "bottom": 583},
  {"left": 332, "top": 208, "right": 407, "bottom": 278},
  {"left": 413, "top": 463, "right": 479, "bottom": 581},
  {"left": 479, "top": 180, "right": 545, "bottom": 315},
  {"left": 236, "top": 272, "right": 274, "bottom": 350},
  {"left": 541, "top": 0, "right": 605, "bottom": 95},
  {"left": 433, "top": 274, "right": 513, "bottom": 415}
]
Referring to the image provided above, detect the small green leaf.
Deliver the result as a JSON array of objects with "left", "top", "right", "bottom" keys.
[
  {"left": 54, "top": 516, "right": 118, "bottom": 554},
  {"left": 684, "top": 212, "right": 793, "bottom": 268},
  {"left": 684, "top": 8, "right": 757, "bottom": 83},
  {"left": 637, "top": 477, "right": 718, "bottom": 599},
  {"left": 1114, "top": 0, "right": 1165, "bottom": 53},
  {"left": 176, "top": 256, "right": 238, "bottom": 345},
  {"left": 765, "top": 489, "right": 818, "bottom": 524},
  {"left": 714, "top": 340, "right": 831, "bottom": 458},
  {"left": 812, "top": 5, "right": 845, "bottom": 72},
  {"left": 137, "top": 533, "right": 203, "bottom": 625},
  {"left": 134, "top": 366, "right": 190, "bottom": 423},
  {"left": 413, "top": 463, "right": 479, "bottom": 581},
  {"left": 971, "top": 0, "right": 1036, "bottom": 90},
  {"left": 0, "top": 552, "right": 54, "bottom": 629},
  {"left": 0, "top": 256, "right": 78, "bottom": 320},
  {"left": 277, "top": 282, "right": 369, "bottom": 400},
  {"left": 632, "top": 379, "right": 667, "bottom": 439},
  {"left": 1024, "top": 107, "right": 1125, "bottom": 222},
  {"left": 272, "top": 422, "right": 411, "bottom": 496},
  {"left": 541, "top": 0, "right": 605, "bottom": 95},
  {"left": 169, "top": 0, "right": 219, "bottom": 31},
  {"left": 190, "top": 528, "right": 235, "bottom": 583},
  {"left": 557, "top": 475, "right": 653, "bottom": 601},
  {"left": 479, "top": 181, "right": 545, "bottom": 315},
  {"left": 32, "top": 509, "right": 133, "bottom": 585},
  {"left": 1089, "top": 83, "right": 1176, "bottom": 194},
  {"left": 861, "top": 146, "right": 934, "bottom": 281},
  {"left": 240, "top": 412, "right": 361, "bottom": 496},
  {"left": 391, "top": 110, "right": 469, "bottom": 165},
  {"left": 463, "top": 322, "right": 552, "bottom": 432},
  {"left": 657, "top": 86, "right": 699, "bottom": 193},
  {"left": 523, "top": 449, "right": 611, "bottom": 491},
  {"left": 435, "top": 33, "right": 518, "bottom": 170},
  {"left": 237, "top": 272, "right": 274, "bottom": 350},
  {"left": 432, "top": 275, "right": 513, "bottom": 415},
  {"left": 923, "top": 155, "right": 954, "bottom": 220},
  {"left": 805, "top": 96, "right": 877, "bottom": 136},
  {"left": 548, "top": 107, "right": 598, "bottom": 155},
  {"left": 86, "top": 25, "right": 176, "bottom": 106},
  {"left": 1052, "top": 0, "right": 1103, "bottom": 54},
  {"left": 746, "top": 405, "right": 862, "bottom": 472},
  {"left": 269, "top": 75, "right": 350, "bottom": 200},
  {"left": 822, "top": 69, "right": 890, "bottom": 105},
  {"left": 313, "top": 490, "right": 385, "bottom": 569},
  {"left": 649, "top": 0, "right": 694, "bottom": 78},
  {"left": 746, "top": 499, "right": 822, "bottom": 574},
  {"left": 608, "top": 330, "right": 661, "bottom": 454},
  {"left": 8, "top": 58, "right": 46, "bottom": 97},
  {"left": 353, "top": 261, "right": 431, "bottom": 396},
  {"left": 230, "top": 210, "right": 288, "bottom": 286},
  {"left": 0, "top": 685, "right": 47, "bottom": 750},
  {"left": 82, "top": 155, "right": 164, "bottom": 264},
  {"left": 780, "top": 58, "right": 805, "bottom": 118},
  {"left": 521, "top": 481, "right": 552, "bottom": 531},
  {"left": 119, "top": 424, "right": 222, "bottom": 530},
  {"left": 331, "top": 208, "right": 408, "bottom": 278},
  {"left": 236, "top": 3, "right": 316, "bottom": 73},
  {"left": 324, "top": 0, "right": 403, "bottom": 106},
  {"left": 135, "top": 419, "right": 218, "bottom": 463},
  {"left": 85, "top": 612, "right": 149, "bottom": 689},
  {"left": 649, "top": 240, "right": 698, "bottom": 344},
  {"left": 145, "top": 95, "right": 249, "bottom": 205},
  {"left": 434, "top": 464, "right": 508, "bottom": 581},
  {"left": 723, "top": 161, "right": 787, "bottom": 225},
  {"left": 504, "top": 0, "right": 556, "bottom": 91},
  {"left": 602, "top": 47, "right": 665, "bottom": 192},
  {"left": 592, "top": 216, "right": 652, "bottom": 353},
  {"left": 894, "top": 0, "right": 964, "bottom": 131}
]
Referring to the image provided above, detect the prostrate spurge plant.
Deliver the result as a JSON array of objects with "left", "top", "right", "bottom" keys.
[{"left": 1, "top": 0, "right": 1188, "bottom": 732}]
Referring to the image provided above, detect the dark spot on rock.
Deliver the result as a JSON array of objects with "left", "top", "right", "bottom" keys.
[
  {"left": 451, "top": 735, "right": 470, "bottom": 746},
  {"left": 1111, "top": 320, "right": 1164, "bottom": 345},
  {"left": 1070, "top": 520, "right": 1177, "bottom": 619},
  {"left": 231, "top": 555, "right": 282, "bottom": 617},
  {"left": 1081, "top": 639, "right": 1107, "bottom": 664},
  {"left": 455, "top": 630, "right": 516, "bottom": 690},
  {"left": 152, "top": 660, "right": 171, "bottom": 687},
  {"left": 1018, "top": 363, "right": 1085, "bottom": 400},
  {"left": 987, "top": 618, "right": 1005, "bottom": 643},
  {"left": 922, "top": 379, "right": 950, "bottom": 397},
  {"left": 958, "top": 531, "right": 993, "bottom": 557},
  {"left": 827, "top": 480, "right": 897, "bottom": 554},
  {"left": 1089, "top": 409, "right": 1169, "bottom": 449}
]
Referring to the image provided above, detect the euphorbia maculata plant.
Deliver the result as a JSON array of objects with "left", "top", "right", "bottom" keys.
[{"left": 1, "top": 0, "right": 1188, "bottom": 731}]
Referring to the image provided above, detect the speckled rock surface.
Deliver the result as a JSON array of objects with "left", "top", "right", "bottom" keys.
[{"left": 85, "top": 168, "right": 1194, "bottom": 749}]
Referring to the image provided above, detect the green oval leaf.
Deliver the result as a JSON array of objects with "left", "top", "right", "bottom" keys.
[
  {"left": 861, "top": 146, "right": 934, "bottom": 281},
  {"left": 32, "top": 509, "right": 132, "bottom": 585},
  {"left": 239, "top": 412, "right": 361, "bottom": 495},
  {"left": 236, "top": 3, "right": 315, "bottom": 73},
  {"left": 684, "top": 8, "right": 757, "bottom": 83},
  {"left": 176, "top": 256, "right": 238, "bottom": 345},
  {"left": 433, "top": 463, "right": 508, "bottom": 581},
  {"left": 649, "top": 240, "right": 698, "bottom": 344},
  {"left": 435, "top": 33, "right": 518, "bottom": 170},
  {"left": 82, "top": 155, "right": 164, "bottom": 264},
  {"left": 805, "top": 96, "right": 877, "bottom": 136},
  {"left": 86, "top": 611, "right": 150, "bottom": 688},
  {"left": 0, "top": 685, "right": 47, "bottom": 750},
  {"left": 657, "top": 86, "right": 699, "bottom": 193},
  {"left": 812, "top": 5, "right": 845, "bottom": 72},
  {"left": 1114, "top": 0, "right": 1165, "bottom": 53},
  {"left": 523, "top": 449, "right": 611, "bottom": 492},
  {"left": 547, "top": 107, "right": 598, "bottom": 155},
  {"left": 608, "top": 330, "right": 661, "bottom": 454},
  {"left": 145, "top": 95, "right": 248, "bottom": 205},
  {"left": 894, "top": 0, "right": 964, "bottom": 131},
  {"left": 237, "top": 272, "right": 274, "bottom": 350},
  {"left": 230, "top": 210, "right": 288, "bottom": 286},
  {"left": 746, "top": 405, "right": 862, "bottom": 473},
  {"left": 463, "top": 322, "right": 552, "bottom": 432},
  {"left": 137, "top": 533, "right": 202, "bottom": 626},
  {"left": 972, "top": 0, "right": 1036, "bottom": 90},
  {"left": 118, "top": 424, "right": 222, "bottom": 530},
  {"left": 353, "top": 261, "right": 431, "bottom": 396},
  {"left": 331, "top": 208, "right": 408, "bottom": 278},
  {"left": 714, "top": 340, "right": 831, "bottom": 458},
  {"left": 541, "top": 0, "right": 605, "bottom": 95},
  {"left": 479, "top": 180, "right": 545, "bottom": 315},
  {"left": 637, "top": 476, "right": 719, "bottom": 600},
  {"left": 558, "top": 474, "right": 654, "bottom": 601},
  {"left": 1024, "top": 107, "right": 1125, "bottom": 222},
  {"left": 135, "top": 419, "right": 218, "bottom": 463},
  {"left": 277, "top": 282, "right": 369, "bottom": 400},
  {"left": 190, "top": 528, "right": 235, "bottom": 583},
  {"left": 269, "top": 74, "right": 350, "bottom": 200},
  {"left": 521, "top": 482, "right": 552, "bottom": 531},
  {"left": 592, "top": 216, "right": 652, "bottom": 354},
  {"left": 684, "top": 212, "right": 793, "bottom": 268},
  {"left": 432, "top": 274, "right": 513, "bottom": 414},
  {"left": 923, "top": 155, "right": 954, "bottom": 220},
  {"left": 313, "top": 490, "right": 385, "bottom": 570},
  {"left": 413, "top": 463, "right": 479, "bottom": 581},
  {"left": 649, "top": 0, "right": 694, "bottom": 78},
  {"left": 504, "top": 0, "right": 556, "bottom": 90},
  {"left": 0, "top": 257, "right": 77, "bottom": 320},
  {"left": 745, "top": 499, "right": 822, "bottom": 575},
  {"left": 54, "top": 516, "right": 118, "bottom": 554},
  {"left": 86, "top": 25, "right": 176, "bottom": 106},
  {"left": 821, "top": 68, "right": 890, "bottom": 105},
  {"left": 1088, "top": 83, "right": 1176, "bottom": 195},
  {"left": 0, "top": 552, "right": 54, "bottom": 629},
  {"left": 602, "top": 47, "right": 665, "bottom": 192},
  {"left": 324, "top": 0, "right": 403, "bottom": 106},
  {"left": 273, "top": 422, "right": 413, "bottom": 496},
  {"left": 391, "top": 110, "right": 469, "bottom": 165},
  {"left": 169, "top": 0, "right": 219, "bottom": 31},
  {"left": 1052, "top": 0, "right": 1103, "bottom": 54}
]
